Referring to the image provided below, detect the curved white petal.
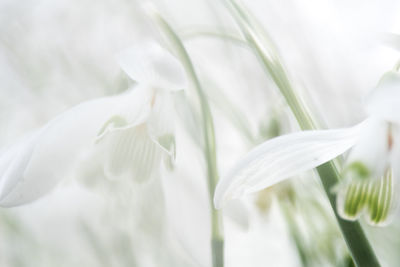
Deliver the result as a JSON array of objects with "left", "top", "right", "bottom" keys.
[
  {"left": 96, "top": 84, "right": 153, "bottom": 141},
  {"left": 0, "top": 87, "right": 151, "bottom": 207},
  {"left": 0, "top": 131, "right": 41, "bottom": 199},
  {"left": 214, "top": 124, "right": 363, "bottom": 209},
  {"left": 366, "top": 71, "right": 400, "bottom": 124},
  {"left": 118, "top": 42, "right": 187, "bottom": 91},
  {"left": 344, "top": 117, "right": 390, "bottom": 180}
]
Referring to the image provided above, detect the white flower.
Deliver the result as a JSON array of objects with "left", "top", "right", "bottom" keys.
[
  {"left": 0, "top": 42, "right": 186, "bottom": 207},
  {"left": 214, "top": 70, "right": 400, "bottom": 226}
]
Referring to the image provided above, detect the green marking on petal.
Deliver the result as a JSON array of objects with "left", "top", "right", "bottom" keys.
[
  {"left": 358, "top": 182, "right": 370, "bottom": 214},
  {"left": 382, "top": 171, "right": 393, "bottom": 221},
  {"left": 345, "top": 183, "right": 357, "bottom": 219},
  {"left": 351, "top": 183, "right": 363, "bottom": 216},
  {"left": 345, "top": 161, "right": 371, "bottom": 180},
  {"left": 339, "top": 168, "right": 394, "bottom": 226},
  {"left": 366, "top": 169, "right": 393, "bottom": 225},
  {"left": 368, "top": 181, "right": 380, "bottom": 222}
]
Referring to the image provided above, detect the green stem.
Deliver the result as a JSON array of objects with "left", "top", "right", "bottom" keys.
[
  {"left": 317, "top": 163, "right": 378, "bottom": 267},
  {"left": 225, "top": 0, "right": 380, "bottom": 266},
  {"left": 152, "top": 12, "right": 224, "bottom": 267}
]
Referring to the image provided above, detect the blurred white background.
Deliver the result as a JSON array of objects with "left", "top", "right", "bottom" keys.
[{"left": 1, "top": 0, "right": 400, "bottom": 266}]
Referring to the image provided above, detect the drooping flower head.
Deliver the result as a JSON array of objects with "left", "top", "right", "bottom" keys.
[
  {"left": 214, "top": 70, "right": 400, "bottom": 226},
  {"left": 337, "top": 71, "right": 400, "bottom": 225},
  {"left": 0, "top": 41, "right": 186, "bottom": 207},
  {"left": 93, "top": 42, "right": 186, "bottom": 182}
]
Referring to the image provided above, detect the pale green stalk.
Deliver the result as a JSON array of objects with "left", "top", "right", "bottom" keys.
[
  {"left": 224, "top": 0, "right": 380, "bottom": 266},
  {"left": 151, "top": 13, "right": 224, "bottom": 267}
]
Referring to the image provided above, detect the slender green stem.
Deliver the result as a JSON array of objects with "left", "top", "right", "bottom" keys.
[
  {"left": 224, "top": 0, "right": 380, "bottom": 266},
  {"left": 317, "top": 163, "right": 378, "bottom": 267},
  {"left": 151, "top": 12, "right": 224, "bottom": 267}
]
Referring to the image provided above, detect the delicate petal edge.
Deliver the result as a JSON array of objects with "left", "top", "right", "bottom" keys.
[{"left": 214, "top": 124, "right": 363, "bottom": 209}]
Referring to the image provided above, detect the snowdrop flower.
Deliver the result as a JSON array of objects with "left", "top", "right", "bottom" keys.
[
  {"left": 215, "top": 70, "right": 400, "bottom": 226},
  {"left": 0, "top": 42, "right": 186, "bottom": 207}
]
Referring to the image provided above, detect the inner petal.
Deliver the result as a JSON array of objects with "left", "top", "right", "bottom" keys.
[
  {"left": 100, "top": 124, "right": 163, "bottom": 183},
  {"left": 337, "top": 168, "right": 395, "bottom": 226}
]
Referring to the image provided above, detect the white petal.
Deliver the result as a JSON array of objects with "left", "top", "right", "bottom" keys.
[
  {"left": 148, "top": 90, "right": 174, "bottom": 137},
  {"left": 344, "top": 117, "right": 390, "bottom": 180},
  {"left": 0, "top": 88, "right": 150, "bottom": 207},
  {"left": 100, "top": 124, "right": 164, "bottom": 183},
  {"left": 0, "top": 131, "right": 40, "bottom": 199},
  {"left": 337, "top": 168, "right": 395, "bottom": 226},
  {"left": 118, "top": 42, "right": 187, "bottom": 90},
  {"left": 386, "top": 124, "right": 400, "bottom": 220},
  {"left": 365, "top": 71, "right": 400, "bottom": 124},
  {"left": 96, "top": 84, "right": 153, "bottom": 141},
  {"left": 214, "top": 124, "right": 363, "bottom": 209},
  {"left": 223, "top": 199, "right": 249, "bottom": 229},
  {"left": 147, "top": 90, "right": 177, "bottom": 157}
]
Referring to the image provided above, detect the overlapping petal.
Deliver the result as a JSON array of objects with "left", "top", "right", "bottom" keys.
[
  {"left": 337, "top": 168, "right": 395, "bottom": 226},
  {"left": 147, "top": 90, "right": 177, "bottom": 169},
  {"left": 0, "top": 87, "right": 150, "bottom": 207},
  {"left": 0, "top": 40, "right": 187, "bottom": 207},
  {"left": 214, "top": 124, "right": 363, "bottom": 209}
]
